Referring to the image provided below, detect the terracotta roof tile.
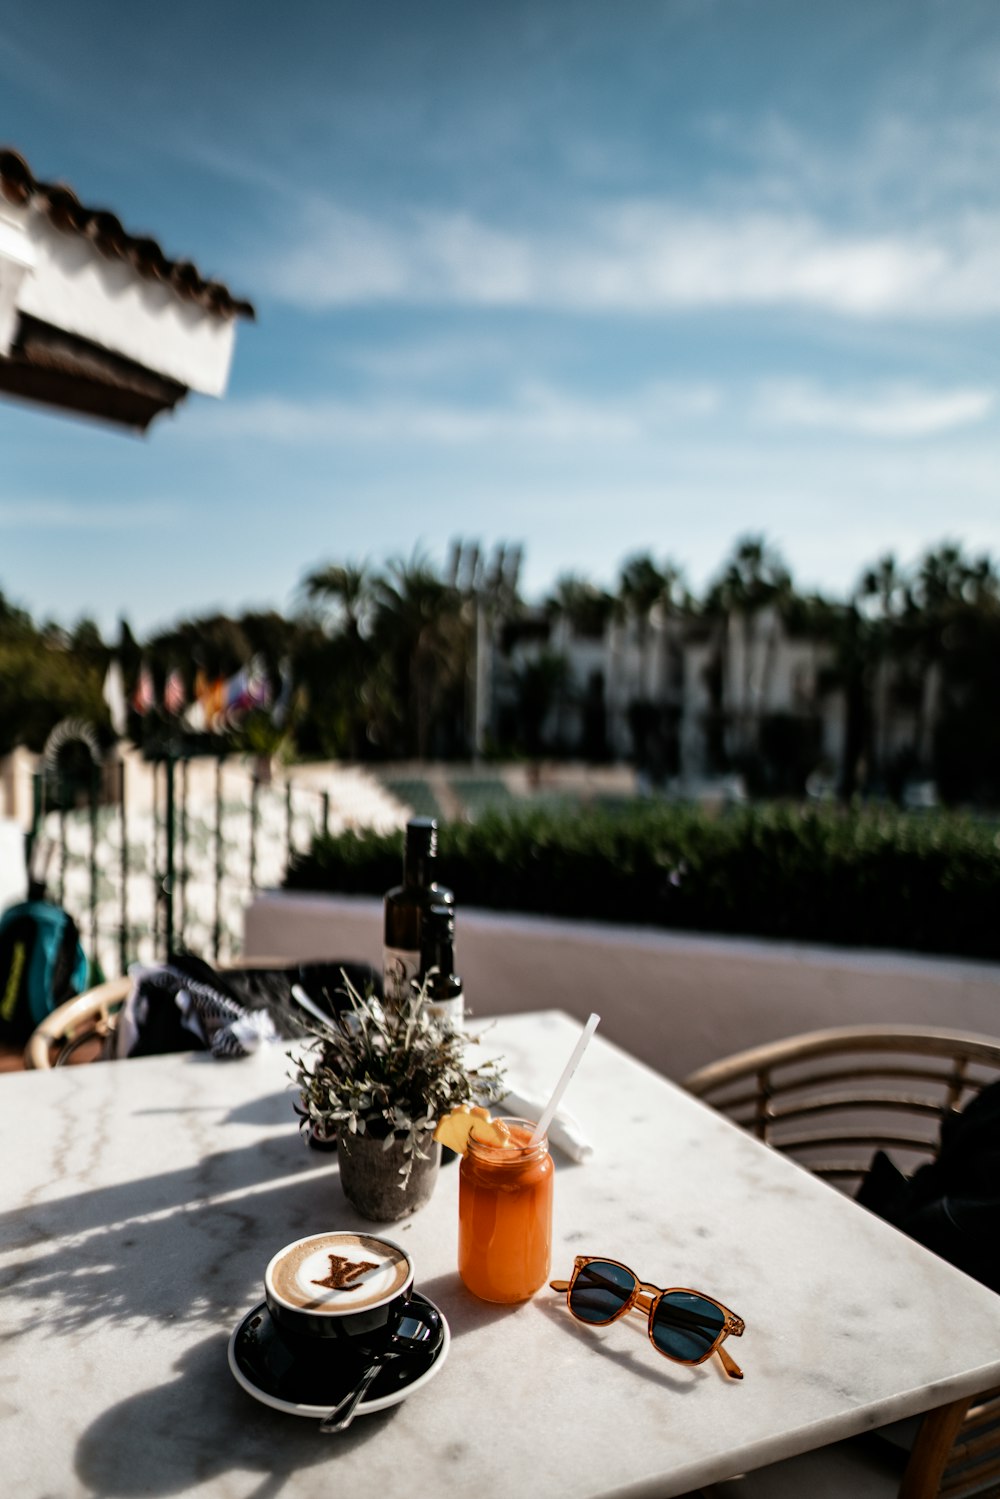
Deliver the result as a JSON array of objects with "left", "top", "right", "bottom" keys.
[{"left": 0, "top": 146, "right": 255, "bottom": 321}]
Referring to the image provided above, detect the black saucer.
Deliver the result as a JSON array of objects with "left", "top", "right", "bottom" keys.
[{"left": 228, "top": 1290, "right": 450, "bottom": 1419}]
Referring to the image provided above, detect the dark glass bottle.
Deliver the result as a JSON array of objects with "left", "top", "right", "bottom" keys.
[
  {"left": 382, "top": 818, "right": 454, "bottom": 1004},
  {"left": 419, "top": 903, "right": 464, "bottom": 1030},
  {"left": 419, "top": 902, "right": 464, "bottom": 1168}
]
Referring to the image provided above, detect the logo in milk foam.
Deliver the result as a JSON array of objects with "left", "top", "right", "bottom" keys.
[
  {"left": 312, "top": 1253, "right": 378, "bottom": 1290},
  {"left": 269, "top": 1232, "right": 411, "bottom": 1313}
]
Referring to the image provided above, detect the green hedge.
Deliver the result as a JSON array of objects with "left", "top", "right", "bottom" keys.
[{"left": 284, "top": 803, "right": 1000, "bottom": 962}]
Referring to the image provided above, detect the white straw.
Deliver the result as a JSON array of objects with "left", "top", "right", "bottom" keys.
[{"left": 529, "top": 1013, "right": 600, "bottom": 1146}]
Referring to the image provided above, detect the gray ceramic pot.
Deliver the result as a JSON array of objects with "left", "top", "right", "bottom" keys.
[{"left": 337, "top": 1128, "right": 441, "bottom": 1222}]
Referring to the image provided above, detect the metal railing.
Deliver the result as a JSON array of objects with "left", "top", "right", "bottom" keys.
[{"left": 31, "top": 752, "right": 331, "bottom": 979}]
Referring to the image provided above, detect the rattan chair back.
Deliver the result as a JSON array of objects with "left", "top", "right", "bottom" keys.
[
  {"left": 23, "top": 956, "right": 296, "bottom": 1071},
  {"left": 685, "top": 1024, "right": 1000, "bottom": 1499},
  {"left": 23, "top": 976, "right": 130, "bottom": 1069},
  {"left": 685, "top": 1023, "right": 1000, "bottom": 1193}
]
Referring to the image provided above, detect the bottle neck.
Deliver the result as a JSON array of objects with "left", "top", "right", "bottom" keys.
[
  {"left": 423, "top": 929, "right": 455, "bottom": 980},
  {"left": 403, "top": 848, "right": 433, "bottom": 887},
  {"left": 402, "top": 819, "right": 438, "bottom": 888}
]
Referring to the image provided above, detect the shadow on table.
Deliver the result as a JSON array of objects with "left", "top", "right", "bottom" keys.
[
  {"left": 536, "top": 1294, "right": 711, "bottom": 1395},
  {"left": 75, "top": 1332, "right": 399, "bottom": 1498},
  {"left": 413, "top": 1269, "right": 529, "bottom": 1340},
  {"left": 0, "top": 1089, "right": 345, "bottom": 1337},
  {"left": 409, "top": 1272, "right": 708, "bottom": 1397},
  {"left": 137, "top": 1093, "right": 293, "bottom": 1128}
]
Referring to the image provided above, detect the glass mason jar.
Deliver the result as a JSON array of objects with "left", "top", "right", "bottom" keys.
[{"left": 458, "top": 1117, "right": 553, "bottom": 1303}]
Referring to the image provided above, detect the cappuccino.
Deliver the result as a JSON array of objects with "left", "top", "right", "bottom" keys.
[{"left": 266, "top": 1232, "right": 412, "bottom": 1316}]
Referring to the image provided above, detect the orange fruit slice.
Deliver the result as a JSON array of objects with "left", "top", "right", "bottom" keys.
[{"left": 434, "top": 1105, "right": 508, "bottom": 1154}]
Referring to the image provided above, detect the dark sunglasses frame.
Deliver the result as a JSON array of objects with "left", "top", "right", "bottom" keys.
[{"left": 550, "top": 1255, "right": 745, "bottom": 1380}]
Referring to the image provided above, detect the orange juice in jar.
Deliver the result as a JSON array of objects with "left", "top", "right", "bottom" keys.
[{"left": 458, "top": 1117, "right": 553, "bottom": 1303}]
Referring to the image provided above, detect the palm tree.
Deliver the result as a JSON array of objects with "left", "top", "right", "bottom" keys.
[
  {"left": 963, "top": 554, "right": 1000, "bottom": 608},
  {"left": 705, "top": 536, "right": 792, "bottom": 766},
  {"left": 298, "top": 561, "right": 378, "bottom": 760},
  {"left": 510, "top": 649, "right": 572, "bottom": 757},
  {"left": 912, "top": 543, "right": 972, "bottom": 614},
  {"left": 614, "top": 554, "right": 687, "bottom": 776},
  {"left": 544, "top": 575, "right": 613, "bottom": 748},
  {"left": 916, "top": 547, "right": 1000, "bottom": 802},
  {"left": 547, "top": 574, "right": 614, "bottom": 642},
  {"left": 450, "top": 539, "right": 525, "bottom": 756},
  {"left": 907, "top": 543, "right": 1000, "bottom": 791},
  {"left": 373, "top": 553, "right": 467, "bottom": 759},
  {"left": 857, "top": 553, "right": 906, "bottom": 621},
  {"left": 301, "top": 561, "right": 375, "bottom": 643},
  {"left": 854, "top": 553, "right": 906, "bottom": 785},
  {"left": 617, "top": 554, "right": 666, "bottom": 703}
]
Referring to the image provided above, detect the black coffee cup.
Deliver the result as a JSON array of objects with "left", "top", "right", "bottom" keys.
[{"left": 264, "top": 1231, "right": 414, "bottom": 1352}]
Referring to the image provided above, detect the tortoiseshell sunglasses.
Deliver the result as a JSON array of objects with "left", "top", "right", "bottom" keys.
[{"left": 549, "top": 1256, "right": 745, "bottom": 1380}]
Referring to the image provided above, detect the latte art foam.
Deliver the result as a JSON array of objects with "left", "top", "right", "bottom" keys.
[{"left": 267, "top": 1232, "right": 412, "bottom": 1314}]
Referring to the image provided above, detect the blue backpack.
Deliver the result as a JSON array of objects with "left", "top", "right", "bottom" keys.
[{"left": 0, "top": 900, "right": 89, "bottom": 1045}]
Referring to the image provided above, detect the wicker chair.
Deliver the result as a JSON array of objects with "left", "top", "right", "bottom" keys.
[
  {"left": 23, "top": 956, "right": 376, "bottom": 1070},
  {"left": 23, "top": 976, "right": 130, "bottom": 1069},
  {"left": 23, "top": 956, "right": 318, "bottom": 1070},
  {"left": 685, "top": 1025, "right": 1000, "bottom": 1499}
]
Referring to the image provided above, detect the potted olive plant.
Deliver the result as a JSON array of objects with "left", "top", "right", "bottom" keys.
[{"left": 293, "top": 975, "right": 505, "bottom": 1222}]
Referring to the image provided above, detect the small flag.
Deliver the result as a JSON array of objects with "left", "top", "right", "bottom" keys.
[
  {"left": 223, "top": 655, "right": 273, "bottom": 724},
  {"left": 164, "top": 668, "right": 186, "bottom": 716},
  {"left": 223, "top": 664, "right": 249, "bottom": 714},
  {"left": 195, "top": 670, "right": 226, "bottom": 729},
  {"left": 247, "top": 654, "right": 273, "bottom": 711},
  {"left": 103, "top": 659, "right": 127, "bottom": 736},
  {"left": 131, "top": 661, "right": 155, "bottom": 716},
  {"left": 183, "top": 699, "right": 206, "bottom": 732}
]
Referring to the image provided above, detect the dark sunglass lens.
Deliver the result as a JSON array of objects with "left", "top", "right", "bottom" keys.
[
  {"left": 568, "top": 1260, "right": 635, "bottom": 1323},
  {"left": 651, "top": 1293, "right": 725, "bottom": 1362}
]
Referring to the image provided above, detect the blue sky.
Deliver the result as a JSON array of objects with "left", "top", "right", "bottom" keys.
[{"left": 2, "top": 0, "right": 999, "bottom": 636}]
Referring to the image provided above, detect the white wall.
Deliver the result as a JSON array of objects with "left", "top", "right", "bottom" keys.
[{"left": 245, "top": 890, "right": 1000, "bottom": 1083}]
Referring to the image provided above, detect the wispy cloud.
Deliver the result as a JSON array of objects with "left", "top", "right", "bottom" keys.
[
  {"left": 262, "top": 203, "right": 533, "bottom": 308},
  {"left": 185, "top": 380, "right": 722, "bottom": 446},
  {"left": 754, "top": 380, "right": 996, "bottom": 438},
  {"left": 343, "top": 333, "right": 520, "bottom": 382},
  {"left": 187, "top": 376, "right": 992, "bottom": 448},
  {"left": 700, "top": 102, "right": 1000, "bottom": 218},
  {"left": 0, "top": 500, "right": 180, "bottom": 529},
  {"left": 256, "top": 197, "right": 1000, "bottom": 320}
]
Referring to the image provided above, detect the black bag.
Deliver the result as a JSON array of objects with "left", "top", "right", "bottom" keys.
[
  {"left": 120, "top": 953, "right": 381, "bottom": 1059},
  {"left": 0, "top": 899, "right": 89, "bottom": 1045},
  {"left": 857, "top": 1079, "right": 1000, "bottom": 1293}
]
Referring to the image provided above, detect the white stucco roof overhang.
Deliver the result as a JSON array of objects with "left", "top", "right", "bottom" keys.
[{"left": 0, "top": 147, "right": 254, "bottom": 432}]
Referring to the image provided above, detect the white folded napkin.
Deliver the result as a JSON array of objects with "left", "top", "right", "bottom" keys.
[{"left": 498, "top": 1087, "right": 594, "bottom": 1163}]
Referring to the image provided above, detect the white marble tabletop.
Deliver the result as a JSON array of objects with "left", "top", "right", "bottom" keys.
[{"left": 3, "top": 1010, "right": 1000, "bottom": 1499}]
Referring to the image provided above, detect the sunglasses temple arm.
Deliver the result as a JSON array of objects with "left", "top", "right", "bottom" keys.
[{"left": 549, "top": 1280, "right": 571, "bottom": 1292}]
